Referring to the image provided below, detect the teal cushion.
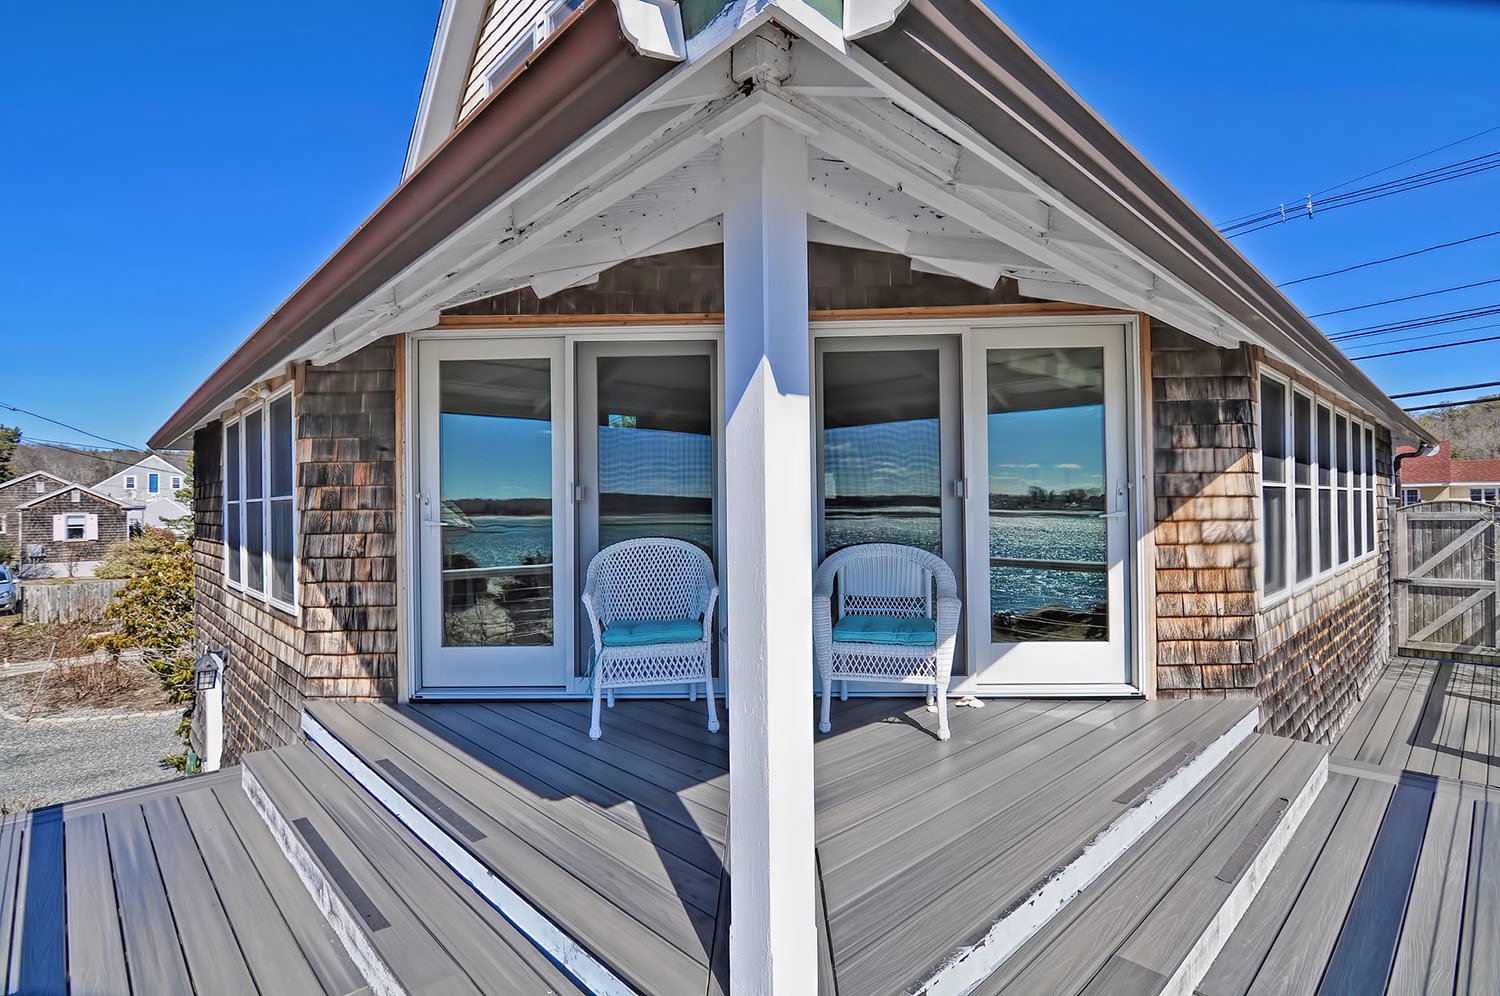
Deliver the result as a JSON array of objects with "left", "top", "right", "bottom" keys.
[
  {"left": 832, "top": 614, "right": 937, "bottom": 647},
  {"left": 601, "top": 617, "right": 703, "bottom": 647}
]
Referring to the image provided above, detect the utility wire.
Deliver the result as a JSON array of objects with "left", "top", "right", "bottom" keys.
[
  {"left": 0, "top": 401, "right": 148, "bottom": 452},
  {"left": 1390, "top": 380, "right": 1500, "bottom": 400},
  {"left": 1307, "top": 277, "right": 1500, "bottom": 318},
  {"left": 1405, "top": 396, "right": 1500, "bottom": 413},
  {"left": 19, "top": 439, "right": 165, "bottom": 474},
  {"left": 1220, "top": 122, "right": 1500, "bottom": 228},
  {"left": 1351, "top": 333, "right": 1500, "bottom": 361},
  {"left": 1329, "top": 304, "right": 1500, "bottom": 341},
  {"left": 1279, "top": 229, "right": 1500, "bottom": 287}
]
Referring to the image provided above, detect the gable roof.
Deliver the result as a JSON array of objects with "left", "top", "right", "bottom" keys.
[
  {"left": 1399, "top": 440, "right": 1500, "bottom": 485},
  {"left": 0, "top": 470, "right": 72, "bottom": 494},
  {"left": 96, "top": 452, "right": 188, "bottom": 484},
  {"left": 17, "top": 483, "right": 129, "bottom": 511},
  {"left": 151, "top": 0, "right": 1431, "bottom": 449}
]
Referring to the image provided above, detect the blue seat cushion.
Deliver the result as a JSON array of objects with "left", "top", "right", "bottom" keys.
[
  {"left": 832, "top": 614, "right": 937, "bottom": 647},
  {"left": 601, "top": 617, "right": 703, "bottom": 647}
]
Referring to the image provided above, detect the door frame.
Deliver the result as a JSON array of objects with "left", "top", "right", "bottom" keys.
[
  {"left": 810, "top": 314, "right": 1148, "bottom": 697},
  {"left": 403, "top": 325, "right": 725, "bottom": 699}
]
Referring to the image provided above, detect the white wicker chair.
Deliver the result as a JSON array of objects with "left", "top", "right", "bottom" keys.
[
  {"left": 581, "top": 537, "right": 720, "bottom": 741},
  {"left": 813, "top": 543, "right": 961, "bottom": 741}
]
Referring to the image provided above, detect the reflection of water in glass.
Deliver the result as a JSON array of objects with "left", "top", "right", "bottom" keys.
[
  {"left": 598, "top": 513, "right": 714, "bottom": 552},
  {"left": 989, "top": 512, "right": 1107, "bottom": 642},
  {"left": 823, "top": 509, "right": 940, "bottom": 555}
]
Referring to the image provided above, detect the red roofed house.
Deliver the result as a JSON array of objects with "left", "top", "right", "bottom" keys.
[{"left": 1397, "top": 440, "right": 1500, "bottom": 506}]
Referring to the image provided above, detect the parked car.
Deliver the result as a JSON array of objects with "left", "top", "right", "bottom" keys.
[{"left": 0, "top": 564, "right": 16, "bottom": 614}]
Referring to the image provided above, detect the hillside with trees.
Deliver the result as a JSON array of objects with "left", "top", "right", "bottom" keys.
[
  {"left": 1418, "top": 398, "right": 1500, "bottom": 459},
  {"left": 5, "top": 437, "right": 188, "bottom": 487}
]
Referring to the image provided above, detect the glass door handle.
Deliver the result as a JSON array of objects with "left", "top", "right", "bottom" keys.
[{"left": 1098, "top": 510, "right": 1128, "bottom": 519}]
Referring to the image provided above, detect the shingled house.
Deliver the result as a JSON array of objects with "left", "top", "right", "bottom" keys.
[
  {"left": 0, "top": 472, "right": 129, "bottom": 576},
  {"left": 142, "top": 0, "right": 1435, "bottom": 989}
]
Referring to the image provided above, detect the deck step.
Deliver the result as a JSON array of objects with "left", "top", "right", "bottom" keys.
[
  {"left": 241, "top": 744, "right": 588, "bottom": 996},
  {"left": 967, "top": 733, "right": 1328, "bottom": 996}
]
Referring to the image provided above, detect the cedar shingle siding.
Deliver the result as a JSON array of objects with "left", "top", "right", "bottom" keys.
[
  {"left": 193, "top": 343, "right": 398, "bottom": 762},
  {"left": 16, "top": 490, "right": 126, "bottom": 568}
]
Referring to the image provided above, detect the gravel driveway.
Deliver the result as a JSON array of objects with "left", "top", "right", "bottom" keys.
[{"left": 0, "top": 708, "right": 184, "bottom": 810}]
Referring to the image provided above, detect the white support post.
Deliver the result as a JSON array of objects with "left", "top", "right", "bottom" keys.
[{"left": 722, "top": 116, "right": 817, "bottom": 993}]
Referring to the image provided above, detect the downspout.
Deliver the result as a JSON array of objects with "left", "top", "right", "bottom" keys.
[{"left": 1393, "top": 441, "right": 1440, "bottom": 479}]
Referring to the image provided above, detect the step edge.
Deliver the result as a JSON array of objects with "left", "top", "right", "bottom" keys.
[
  {"left": 301, "top": 708, "right": 638, "bottom": 996},
  {"left": 1162, "top": 749, "right": 1328, "bottom": 996},
  {"left": 914, "top": 705, "right": 1263, "bottom": 996},
  {"left": 240, "top": 759, "right": 407, "bottom": 996}
]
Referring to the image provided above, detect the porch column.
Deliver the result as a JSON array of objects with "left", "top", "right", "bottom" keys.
[{"left": 722, "top": 116, "right": 817, "bottom": 992}]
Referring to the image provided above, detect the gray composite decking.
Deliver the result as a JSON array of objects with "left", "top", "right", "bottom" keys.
[
  {"left": 0, "top": 768, "right": 366, "bottom": 996},
  {"left": 306, "top": 693, "right": 1262, "bottom": 996},
  {"left": 1201, "top": 657, "right": 1500, "bottom": 995}
]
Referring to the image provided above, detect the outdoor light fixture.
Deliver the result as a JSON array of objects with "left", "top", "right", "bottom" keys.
[{"left": 194, "top": 648, "right": 226, "bottom": 692}]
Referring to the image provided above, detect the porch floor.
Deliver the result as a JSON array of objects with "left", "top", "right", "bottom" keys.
[
  {"left": 1202, "top": 657, "right": 1500, "bottom": 994},
  {"left": 302, "top": 693, "right": 1263, "bottom": 995}
]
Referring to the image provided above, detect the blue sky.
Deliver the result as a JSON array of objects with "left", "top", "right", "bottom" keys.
[{"left": 2, "top": 1, "right": 1498, "bottom": 453}]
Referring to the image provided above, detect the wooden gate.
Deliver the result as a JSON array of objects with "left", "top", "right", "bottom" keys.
[{"left": 1395, "top": 500, "right": 1500, "bottom": 661}]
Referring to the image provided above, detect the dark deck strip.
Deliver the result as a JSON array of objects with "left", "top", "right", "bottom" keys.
[
  {"left": 333, "top": 701, "right": 723, "bottom": 949},
  {"left": 291, "top": 746, "right": 588, "bottom": 996},
  {"left": 1386, "top": 786, "right": 1479, "bottom": 995},
  {"left": 977, "top": 738, "right": 1279, "bottom": 995},
  {"left": 61, "top": 811, "right": 129, "bottom": 995},
  {"left": 1196, "top": 775, "right": 1359, "bottom": 996},
  {"left": 519, "top": 701, "right": 730, "bottom": 784},
  {"left": 830, "top": 700, "right": 1251, "bottom": 994},
  {"left": 142, "top": 795, "right": 261, "bottom": 994},
  {"left": 105, "top": 804, "right": 194, "bottom": 995},
  {"left": 1315, "top": 777, "right": 1436, "bottom": 995},
  {"left": 180, "top": 787, "right": 354, "bottom": 996},
  {"left": 1237, "top": 779, "right": 1393, "bottom": 995},
  {"left": 246, "top": 750, "right": 487, "bottom": 996},
  {"left": 1456, "top": 800, "right": 1500, "bottom": 993},
  {"left": 9, "top": 808, "right": 65, "bottom": 996},
  {"left": 389, "top": 703, "right": 725, "bottom": 872}
]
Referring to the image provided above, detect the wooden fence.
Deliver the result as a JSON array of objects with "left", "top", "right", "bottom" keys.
[
  {"left": 19, "top": 579, "right": 126, "bottom": 625},
  {"left": 1394, "top": 500, "right": 1500, "bottom": 662}
]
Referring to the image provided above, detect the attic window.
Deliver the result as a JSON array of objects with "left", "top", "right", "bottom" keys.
[
  {"left": 125, "top": 475, "right": 137, "bottom": 490},
  {"left": 71, "top": 490, "right": 81, "bottom": 503},
  {"left": 481, "top": 0, "right": 584, "bottom": 96},
  {"left": 34, "top": 479, "right": 43, "bottom": 493}
]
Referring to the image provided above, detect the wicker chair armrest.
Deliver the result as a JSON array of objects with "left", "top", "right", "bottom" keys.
[
  {"left": 580, "top": 588, "right": 605, "bottom": 655},
  {"left": 702, "top": 586, "right": 720, "bottom": 641}
]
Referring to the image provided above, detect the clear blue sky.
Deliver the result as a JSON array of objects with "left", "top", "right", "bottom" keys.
[{"left": 2, "top": 1, "right": 1497, "bottom": 452}]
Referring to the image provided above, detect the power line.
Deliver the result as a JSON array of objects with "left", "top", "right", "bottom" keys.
[
  {"left": 1329, "top": 303, "right": 1500, "bottom": 341},
  {"left": 20, "top": 439, "right": 160, "bottom": 473},
  {"left": 1221, "top": 150, "right": 1500, "bottom": 237},
  {"left": 1307, "top": 277, "right": 1500, "bottom": 318},
  {"left": 1351, "top": 333, "right": 1500, "bottom": 361},
  {"left": 0, "top": 401, "right": 147, "bottom": 452},
  {"left": 1390, "top": 380, "right": 1500, "bottom": 400},
  {"left": 1279, "top": 229, "right": 1500, "bottom": 287},
  {"left": 1405, "top": 396, "right": 1500, "bottom": 413},
  {"left": 1220, "top": 122, "right": 1500, "bottom": 228}
]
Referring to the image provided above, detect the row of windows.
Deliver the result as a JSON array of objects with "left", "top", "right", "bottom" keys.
[
  {"left": 1260, "top": 375, "right": 1378, "bottom": 600},
  {"left": 1399, "top": 487, "right": 1500, "bottom": 505},
  {"left": 123, "top": 473, "right": 181, "bottom": 494},
  {"left": 223, "top": 390, "right": 297, "bottom": 612}
]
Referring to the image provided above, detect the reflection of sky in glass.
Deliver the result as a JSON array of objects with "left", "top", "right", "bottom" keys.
[
  {"left": 988, "top": 405, "right": 1104, "bottom": 495},
  {"left": 823, "top": 419, "right": 940, "bottom": 498},
  {"left": 441, "top": 413, "right": 551, "bottom": 499},
  {"left": 599, "top": 426, "right": 711, "bottom": 497}
]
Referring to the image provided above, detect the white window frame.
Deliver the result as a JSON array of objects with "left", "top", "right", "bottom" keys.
[
  {"left": 1402, "top": 488, "right": 1421, "bottom": 506},
  {"left": 65, "top": 513, "right": 86, "bottom": 541},
  {"left": 124, "top": 475, "right": 136, "bottom": 490},
  {"left": 171, "top": 476, "right": 182, "bottom": 492},
  {"left": 1470, "top": 487, "right": 1500, "bottom": 504},
  {"left": 222, "top": 385, "right": 298, "bottom": 614},
  {"left": 1260, "top": 370, "right": 1381, "bottom": 607}
]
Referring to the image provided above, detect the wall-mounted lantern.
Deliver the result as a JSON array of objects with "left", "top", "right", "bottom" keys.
[{"left": 194, "top": 648, "right": 226, "bottom": 692}]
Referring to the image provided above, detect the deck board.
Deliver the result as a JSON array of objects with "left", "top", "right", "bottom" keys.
[
  {"left": 105, "top": 804, "right": 195, "bottom": 995},
  {"left": 61, "top": 812, "right": 128, "bottom": 995},
  {"left": 9, "top": 807, "right": 66, "bottom": 996}
]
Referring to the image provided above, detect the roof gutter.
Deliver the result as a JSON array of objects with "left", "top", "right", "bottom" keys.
[
  {"left": 855, "top": 0, "right": 1431, "bottom": 443},
  {"left": 150, "top": 0, "right": 673, "bottom": 449}
]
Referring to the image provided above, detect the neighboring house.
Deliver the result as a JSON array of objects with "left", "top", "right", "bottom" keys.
[
  {"left": 12, "top": 484, "right": 128, "bottom": 576},
  {"left": 147, "top": 0, "right": 1436, "bottom": 984},
  {"left": 0, "top": 471, "right": 72, "bottom": 554},
  {"left": 92, "top": 452, "right": 191, "bottom": 530},
  {"left": 1397, "top": 439, "right": 1500, "bottom": 505}
]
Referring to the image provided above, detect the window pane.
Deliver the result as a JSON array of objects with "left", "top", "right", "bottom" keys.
[
  {"left": 225, "top": 423, "right": 241, "bottom": 500},
  {"left": 1352, "top": 428, "right": 1364, "bottom": 557},
  {"left": 1318, "top": 489, "right": 1333, "bottom": 572},
  {"left": 1264, "top": 486, "right": 1287, "bottom": 594},
  {"left": 271, "top": 499, "right": 294, "bottom": 603},
  {"left": 821, "top": 349, "right": 940, "bottom": 557},
  {"left": 226, "top": 500, "right": 241, "bottom": 583},
  {"left": 1336, "top": 415, "right": 1349, "bottom": 486},
  {"left": 1293, "top": 393, "right": 1312, "bottom": 486},
  {"left": 1338, "top": 486, "right": 1351, "bottom": 564},
  {"left": 1295, "top": 487, "right": 1313, "bottom": 582},
  {"left": 1261, "top": 378, "right": 1287, "bottom": 483},
  {"left": 244, "top": 411, "right": 264, "bottom": 501},
  {"left": 270, "top": 395, "right": 294, "bottom": 499},
  {"left": 1365, "top": 428, "right": 1377, "bottom": 550},
  {"left": 1316, "top": 406, "right": 1332, "bottom": 487},
  {"left": 245, "top": 499, "right": 264, "bottom": 591}
]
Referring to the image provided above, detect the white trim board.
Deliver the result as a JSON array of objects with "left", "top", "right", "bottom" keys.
[
  {"left": 914, "top": 706, "right": 1261, "bottom": 996},
  {"left": 300, "top": 710, "right": 638, "bottom": 996}
]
